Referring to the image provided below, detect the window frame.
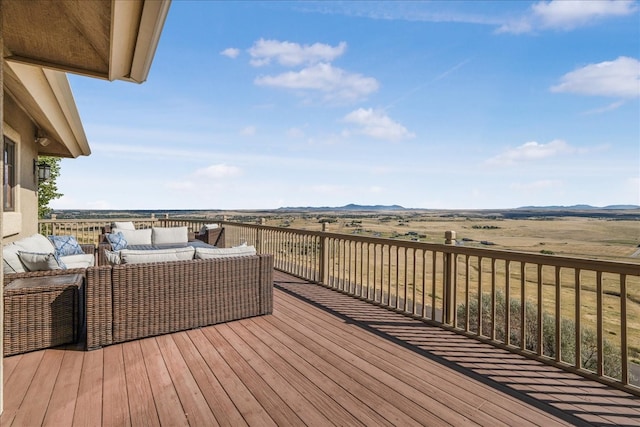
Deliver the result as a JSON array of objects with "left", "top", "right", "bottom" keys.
[{"left": 3, "top": 136, "right": 17, "bottom": 212}]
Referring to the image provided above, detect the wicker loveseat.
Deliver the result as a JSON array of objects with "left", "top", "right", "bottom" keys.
[{"left": 85, "top": 253, "right": 273, "bottom": 350}]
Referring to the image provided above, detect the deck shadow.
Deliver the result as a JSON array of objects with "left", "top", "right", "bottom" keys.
[{"left": 274, "top": 273, "right": 640, "bottom": 427}]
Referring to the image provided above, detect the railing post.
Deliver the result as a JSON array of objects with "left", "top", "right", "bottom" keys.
[
  {"left": 319, "top": 222, "right": 329, "bottom": 285},
  {"left": 50, "top": 214, "right": 57, "bottom": 235},
  {"left": 443, "top": 230, "right": 456, "bottom": 325},
  {"left": 257, "top": 218, "right": 266, "bottom": 253}
]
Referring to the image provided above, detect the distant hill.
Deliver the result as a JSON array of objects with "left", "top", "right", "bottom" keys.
[
  {"left": 278, "top": 204, "right": 405, "bottom": 212},
  {"left": 517, "top": 205, "right": 639, "bottom": 210}
]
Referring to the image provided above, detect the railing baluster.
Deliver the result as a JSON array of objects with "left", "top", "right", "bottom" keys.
[
  {"left": 555, "top": 266, "right": 562, "bottom": 363},
  {"left": 597, "top": 271, "right": 604, "bottom": 376},
  {"left": 478, "top": 256, "right": 483, "bottom": 336},
  {"left": 505, "top": 260, "right": 511, "bottom": 346},
  {"left": 521, "top": 262, "right": 526, "bottom": 350},
  {"left": 537, "top": 264, "right": 543, "bottom": 356},
  {"left": 575, "top": 269, "right": 582, "bottom": 369},
  {"left": 431, "top": 251, "right": 437, "bottom": 321},
  {"left": 621, "top": 274, "right": 628, "bottom": 386}
]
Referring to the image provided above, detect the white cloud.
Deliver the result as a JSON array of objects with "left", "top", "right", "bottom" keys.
[
  {"left": 240, "top": 126, "right": 256, "bottom": 136},
  {"left": 497, "top": 0, "right": 637, "bottom": 33},
  {"left": 220, "top": 48, "right": 240, "bottom": 59},
  {"left": 248, "top": 39, "right": 347, "bottom": 67},
  {"left": 532, "top": 0, "right": 637, "bottom": 29},
  {"left": 486, "top": 139, "right": 573, "bottom": 165},
  {"left": 343, "top": 108, "right": 415, "bottom": 142},
  {"left": 194, "top": 164, "right": 242, "bottom": 179},
  {"left": 551, "top": 57, "right": 640, "bottom": 98},
  {"left": 369, "top": 186, "right": 384, "bottom": 193},
  {"left": 255, "top": 63, "right": 379, "bottom": 102},
  {"left": 581, "top": 100, "right": 626, "bottom": 115}
]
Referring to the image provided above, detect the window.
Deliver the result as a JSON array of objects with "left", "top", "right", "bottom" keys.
[{"left": 4, "top": 136, "right": 16, "bottom": 211}]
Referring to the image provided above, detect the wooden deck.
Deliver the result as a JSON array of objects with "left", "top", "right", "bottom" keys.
[{"left": 3, "top": 271, "right": 640, "bottom": 426}]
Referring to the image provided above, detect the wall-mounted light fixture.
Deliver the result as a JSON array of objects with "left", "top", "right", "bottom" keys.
[
  {"left": 34, "top": 159, "right": 51, "bottom": 182},
  {"left": 35, "top": 129, "right": 51, "bottom": 147}
]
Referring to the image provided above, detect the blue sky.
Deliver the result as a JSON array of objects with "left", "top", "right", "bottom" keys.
[{"left": 54, "top": 1, "right": 640, "bottom": 210}]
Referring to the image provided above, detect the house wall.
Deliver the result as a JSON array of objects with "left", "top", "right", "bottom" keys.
[{"left": 2, "top": 93, "right": 39, "bottom": 242}]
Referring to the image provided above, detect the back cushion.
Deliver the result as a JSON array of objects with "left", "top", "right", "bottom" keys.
[
  {"left": 195, "top": 245, "right": 256, "bottom": 259},
  {"left": 112, "top": 221, "right": 136, "bottom": 230},
  {"left": 120, "top": 247, "right": 195, "bottom": 264},
  {"left": 113, "top": 228, "right": 152, "bottom": 246},
  {"left": 152, "top": 227, "right": 188, "bottom": 245},
  {"left": 15, "top": 233, "right": 56, "bottom": 253},
  {"left": 3, "top": 243, "right": 26, "bottom": 273}
]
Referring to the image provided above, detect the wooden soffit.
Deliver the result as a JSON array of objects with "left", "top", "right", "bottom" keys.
[
  {"left": 3, "top": 0, "right": 170, "bottom": 83},
  {"left": 4, "top": 61, "right": 90, "bottom": 158}
]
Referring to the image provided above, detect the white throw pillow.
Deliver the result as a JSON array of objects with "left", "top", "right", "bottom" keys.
[
  {"left": 112, "top": 221, "right": 136, "bottom": 230},
  {"left": 120, "top": 247, "right": 195, "bottom": 264},
  {"left": 60, "top": 253, "right": 95, "bottom": 269},
  {"left": 195, "top": 245, "right": 256, "bottom": 259},
  {"left": 112, "top": 228, "right": 152, "bottom": 246},
  {"left": 152, "top": 226, "right": 188, "bottom": 245},
  {"left": 18, "top": 252, "right": 64, "bottom": 271}
]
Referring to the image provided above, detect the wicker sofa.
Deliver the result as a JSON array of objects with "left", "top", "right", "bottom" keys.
[{"left": 85, "top": 254, "right": 273, "bottom": 350}]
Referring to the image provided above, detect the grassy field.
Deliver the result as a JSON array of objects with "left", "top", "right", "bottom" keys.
[{"left": 212, "top": 209, "right": 640, "bottom": 262}]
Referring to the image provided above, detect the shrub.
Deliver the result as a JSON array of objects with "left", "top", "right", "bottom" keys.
[{"left": 456, "top": 290, "right": 622, "bottom": 379}]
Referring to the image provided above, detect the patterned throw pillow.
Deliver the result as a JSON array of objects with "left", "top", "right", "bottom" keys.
[
  {"left": 107, "top": 232, "right": 128, "bottom": 251},
  {"left": 48, "top": 235, "right": 84, "bottom": 257}
]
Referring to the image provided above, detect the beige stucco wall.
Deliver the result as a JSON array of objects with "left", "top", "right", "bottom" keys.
[{"left": 2, "top": 93, "right": 39, "bottom": 242}]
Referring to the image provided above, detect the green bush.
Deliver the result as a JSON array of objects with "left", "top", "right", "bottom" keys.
[{"left": 456, "top": 290, "right": 622, "bottom": 379}]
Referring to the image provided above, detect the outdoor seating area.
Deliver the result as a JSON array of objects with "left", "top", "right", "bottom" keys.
[{"left": 3, "top": 225, "right": 274, "bottom": 355}]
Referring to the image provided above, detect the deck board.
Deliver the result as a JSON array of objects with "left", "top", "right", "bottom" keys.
[
  {"left": 102, "top": 345, "right": 130, "bottom": 426},
  {"left": 43, "top": 351, "right": 82, "bottom": 426},
  {"left": 275, "top": 288, "right": 561, "bottom": 426},
  {"left": 12, "top": 350, "right": 64, "bottom": 426},
  {"left": 122, "top": 340, "right": 160, "bottom": 427},
  {"left": 137, "top": 337, "right": 189, "bottom": 427},
  {"left": 72, "top": 349, "right": 103, "bottom": 427},
  {"left": 155, "top": 333, "right": 219, "bottom": 426},
  {"left": 2, "top": 271, "right": 640, "bottom": 426}
]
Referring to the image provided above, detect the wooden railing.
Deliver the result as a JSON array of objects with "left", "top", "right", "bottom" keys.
[
  {"left": 38, "top": 215, "right": 215, "bottom": 244},
  {"left": 40, "top": 216, "right": 640, "bottom": 395}
]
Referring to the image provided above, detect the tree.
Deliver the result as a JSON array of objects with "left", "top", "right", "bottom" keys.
[{"left": 38, "top": 156, "right": 63, "bottom": 218}]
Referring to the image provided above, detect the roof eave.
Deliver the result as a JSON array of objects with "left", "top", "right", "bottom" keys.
[
  {"left": 110, "top": 0, "right": 171, "bottom": 83},
  {"left": 5, "top": 61, "right": 90, "bottom": 158}
]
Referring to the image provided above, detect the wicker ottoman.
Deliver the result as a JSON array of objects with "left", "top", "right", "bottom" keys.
[{"left": 4, "top": 273, "right": 84, "bottom": 356}]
